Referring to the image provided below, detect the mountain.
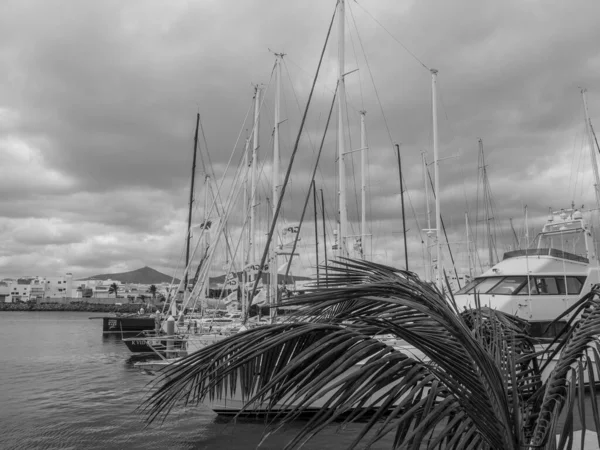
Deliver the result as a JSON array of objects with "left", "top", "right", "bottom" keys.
[
  {"left": 209, "top": 272, "right": 312, "bottom": 285},
  {"left": 80, "top": 266, "right": 312, "bottom": 286},
  {"left": 80, "top": 266, "right": 179, "bottom": 285}
]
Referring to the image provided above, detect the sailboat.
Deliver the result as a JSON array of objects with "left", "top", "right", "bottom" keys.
[
  {"left": 203, "top": 0, "right": 442, "bottom": 415},
  {"left": 121, "top": 114, "right": 206, "bottom": 355},
  {"left": 131, "top": 58, "right": 292, "bottom": 365}
]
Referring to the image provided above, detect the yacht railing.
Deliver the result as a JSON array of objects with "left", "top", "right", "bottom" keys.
[{"left": 503, "top": 248, "right": 589, "bottom": 264}]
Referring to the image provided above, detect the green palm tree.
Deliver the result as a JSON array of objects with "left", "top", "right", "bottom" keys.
[
  {"left": 141, "top": 259, "right": 600, "bottom": 449},
  {"left": 108, "top": 282, "right": 119, "bottom": 298},
  {"left": 149, "top": 284, "right": 157, "bottom": 300}
]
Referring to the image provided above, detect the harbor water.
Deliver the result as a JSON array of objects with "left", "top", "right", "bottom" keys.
[{"left": 0, "top": 311, "right": 393, "bottom": 450}]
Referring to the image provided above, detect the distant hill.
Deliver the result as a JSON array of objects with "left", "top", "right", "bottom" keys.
[
  {"left": 80, "top": 266, "right": 179, "bottom": 285},
  {"left": 80, "top": 266, "right": 312, "bottom": 286},
  {"left": 209, "top": 272, "right": 311, "bottom": 285}
]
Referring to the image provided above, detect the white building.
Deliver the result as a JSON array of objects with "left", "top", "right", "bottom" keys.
[
  {"left": 0, "top": 284, "right": 9, "bottom": 302},
  {"left": 8, "top": 282, "right": 30, "bottom": 302},
  {"left": 28, "top": 273, "right": 73, "bottom": 301},
  {"left": 72, "top": 279, "right": 122, "bottom": 298},
  {"left": 0, "top": 274, "right": 74, "bottom": 302}
]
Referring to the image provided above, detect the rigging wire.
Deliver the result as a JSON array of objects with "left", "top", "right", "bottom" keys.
[
  {"left": 341, "top": 10, "right": 362, "bottom": 244},
  {"left": 282, "top": 59, "right": 337, "bottom": 241},
  {"left": 348, "top": 1, "right": 429, "bottom": 269},
  {"left": 284, "top": 85, "right": 339, "bottom": 278},
  {"left": 352, "top": 0, "right": 430, "bottom": 73},
  {"left": 282, "top": 60, "right": 330, "bottom": 199},
  {"left": 365, "top": 118, "right": 374, "bottom": 259},
  {"left": 279, "top": 59, "right": 333, "bottom": 273},
  {"left": 347, "top": 1, "right": 395, "bottom": 147},
  {"left": 344, "top": 97, "right": 360, "bottom": 243},
  {"left": 568, "top": 129, "right": 577, "bottom": 203},
  {"left": 179, "top": 96, "right": 255, "bottom": 289},
  {"left": 346, "top": 7, "right": 365, "bottom": 111},
  {"left": 458, "top": 156, "right": 477, "bottom": 273},
  {"left": 186, "top": 75, "right": 276, "bottom": 300},
  {"left": 249, "top": 2, "right": 338, "bottom": 311}
]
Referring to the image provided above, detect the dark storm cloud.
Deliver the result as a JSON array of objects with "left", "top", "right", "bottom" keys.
[{"left": 1, "top": 0, "right": 599, "bottom": 278}]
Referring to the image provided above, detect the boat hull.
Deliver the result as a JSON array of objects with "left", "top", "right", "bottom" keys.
[
  {"left": 101, "top": 316, "right": 155, "bottom": 334},
  {"left": 122, "top": 333, "right": 187, "bottom": 354}
]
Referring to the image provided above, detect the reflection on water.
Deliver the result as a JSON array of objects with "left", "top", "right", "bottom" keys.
[{"left": 0, "top": 311, "right": 394, "bottom": 450}]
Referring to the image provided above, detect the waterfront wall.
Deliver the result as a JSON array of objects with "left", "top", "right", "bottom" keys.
[{"left": 0, "top": 300, "right": 145, "bottom": 313}]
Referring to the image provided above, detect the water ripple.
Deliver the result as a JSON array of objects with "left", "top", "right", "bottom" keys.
[{"left": 0, "top": 311, "right": 398, "bottom": 450}]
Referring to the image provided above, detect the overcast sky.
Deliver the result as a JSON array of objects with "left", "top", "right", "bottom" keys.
[{"left": 1, "top": 0, "right": 599, "bottom": 282}]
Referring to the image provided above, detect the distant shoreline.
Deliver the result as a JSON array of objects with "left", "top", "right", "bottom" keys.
[{"left": 0, "top": 302, "right": 142, "bottom": 313}]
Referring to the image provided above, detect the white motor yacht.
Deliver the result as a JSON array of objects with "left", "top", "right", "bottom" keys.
[{"left": 454, "top": 208, "right": 600, "bottom": 339}]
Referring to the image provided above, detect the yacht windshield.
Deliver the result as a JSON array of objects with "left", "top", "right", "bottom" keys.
[
  {"left": 455, "top": 279, "right": 482, "bottom": 295},
  {"left": 488, "top": 277, "right": 526, "bottom": 295},
  {"left": 456, "top": 275, "right": 587, "bottom": 295},
  {"left": 531, "top": 227, "right": 587, "bottom": 258}
]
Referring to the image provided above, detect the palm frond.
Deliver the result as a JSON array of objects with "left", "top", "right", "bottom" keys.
[
  {"left": 283, "top": 259, "right": 525, "bottom": 448},
  {"left": 531, "top": 288, "right": 600, "bottom": 448},
  {"left": 140, "top": 259, "right": 600, "bottom": 450}
]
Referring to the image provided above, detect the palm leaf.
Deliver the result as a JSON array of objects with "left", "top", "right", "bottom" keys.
[
  {"left": 140, "top": 259, "right": 600, "bottom": 449},
  {"left": 530, "top": 290, "right": 600, "bottom": 448}
]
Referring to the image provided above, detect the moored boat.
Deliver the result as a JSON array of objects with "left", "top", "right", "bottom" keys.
[
  {"left": 454, "top": 207, "right": 600, "bottom": 339},
  {"left": 100, "top": 313, "right": 155, "bottom": 334}
]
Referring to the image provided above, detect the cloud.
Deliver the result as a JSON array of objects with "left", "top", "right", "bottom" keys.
[{"left": 0, "top": 0, "right": 599, "bottom": 282}]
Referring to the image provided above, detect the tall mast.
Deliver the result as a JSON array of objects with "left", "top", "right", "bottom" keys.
[
  {"left": 525, "top": 205, "right": 530, "bottom": 248},
  {"left": 270, "top": 54, "right": 282, "bottom": 322},
  {"left": 509, "top": 217, "right": 519, "bottom": 250},
  {"left": 360, "top": 110, "right": 367, "bottom": 259},
  {"left": 337, "top": 0, "right": 348, "bottom": 258},
  {"left": 581, "top": 88, "right": 600, "bottom": 211},
  {"left": 185, "top": 113, "right": 200, "bottom": 291},
  {"left": 423, "top": 152, "right": 432, "bottom": 232},
  {"left": 250, "top": 85, "right": 261, "bottom": 266},
  {"left": 396, "top": 144, "right": 408, "bottom": 270},
  {"left": 431, "top": 69, "right": 442, "bottom": 291},
  {"left": 321, "top": 188, "right": 328, "bottom": 283},
  {"left": 422, "top": 152, "right": 432, "bottom": 282},
  {"left": 313, "top": 181, "right": 319, "bottom": 280},
  {"left": 241, "top": 132, "right": 252, "bottom": 318},
  {"left": 202, "top": 174, "right": 210, "bottom": 300},
  {"left": 465, "top": 212, "right": 472, "bottom": 279},
  {"left": 479, "top": 138, "right": 494, "bottom": 267}
]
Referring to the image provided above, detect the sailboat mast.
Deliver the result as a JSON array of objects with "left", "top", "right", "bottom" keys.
[
  {"left": 525, "top": 205, "right": 530, "bottom": 248},
  {"left": 250, "top": 85, "right": 261, "bottom": 266},
  {"left": 321, "top": 188, "right": 328, "bottom": 283},
  {"left": 337, "top": 0, "right": 348, "bottom": 258},
  {"left": 202, "top": 175, "right": 210, "bottom": 300},
  {"left": 313, "top": 181, "right": 319, "bottom": 280},
  {"left": 270, "top": 54, "right": 282, "bottom": 321},
  {"left": 423, "top": 153, "right": 432, "bottom": 231},
  {"left": 422, "top": 152, "right": 432, "bottom": 282},
  {"left": 360, "top": 110, "right": 367, "bottom": 259},
  {"left": 479, "top": 138, "right": 494, "bottom": 267},
  {"left": 466, "top": 212, "right": 472, "bottom": 279},
  {"left": 396, "top": 144, "right": 408, "bottom": 270},
  {"left": 241, "top": 134, "right": 250, "bottom": 319},
  {"left": 431, "top": 69, "right": 442, "bottom": 291},
  {"left": 509, "top": 217, "right": 519, "bottom": 250},
  {"left": 185, "top": 113, "right": 200, "bottom": 290},
  {"left": 581, "top": 88, "right": 600, "bottom": 211}
]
